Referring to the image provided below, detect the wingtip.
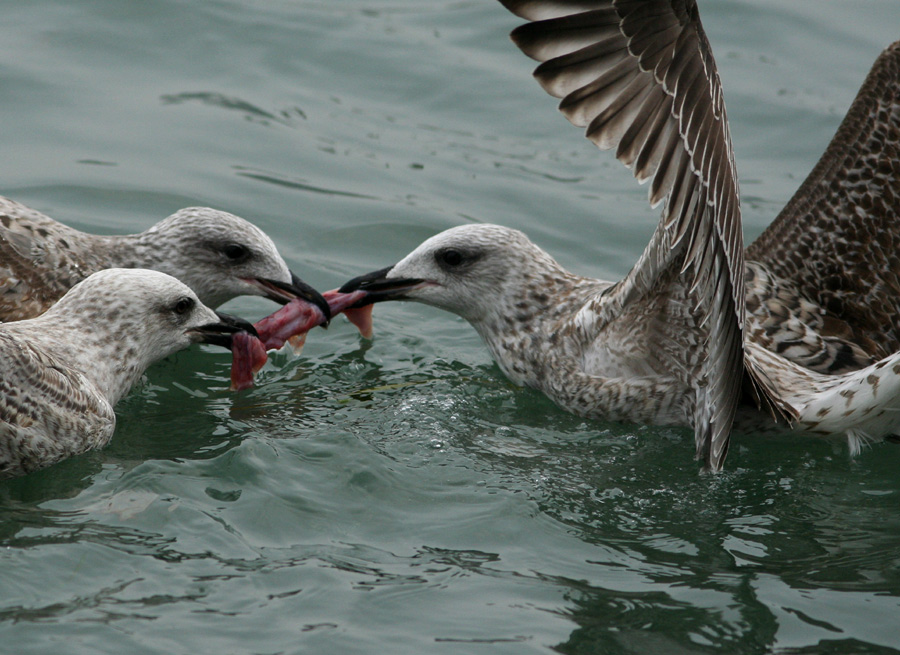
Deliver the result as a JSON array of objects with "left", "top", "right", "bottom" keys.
[
  {"left": 497, "top": 0, "right": 530, "bottom": 20},
  {"left": 694, "top": 425, "right": 729, "bottom": 473},
  {"left": 498, "top": 0, "right": 591, "bottom": 21}
]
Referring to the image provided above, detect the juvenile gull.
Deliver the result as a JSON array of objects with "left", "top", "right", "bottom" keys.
[
  {"left": 0, "top": 268, "right": 253, "bottom": 478},
  {"left": 0, "top": 196, "right": 330, "bottom": 322},
  {"left": 341, "top": 2, "right": 900, "bottom": 470}
]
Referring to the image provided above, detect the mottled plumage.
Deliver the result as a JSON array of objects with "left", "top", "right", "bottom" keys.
[
  {"left": 0, "top": 196, "right": 328, "bottom": 321},
  {"left": 347, "top": 225, "right": 700, "bottom": 431},
  {"left": 346, "top": 221, "right": 900, "bottom": 468},
  {"left": 746, "top": 41, "right": 900, "bottom": 372},
  {"left": 340, "top": 2, "right": 900, "bottom": 470},
  {"left": 0, "top": 268, "right": 247, "bottom": 478},
  {"left": 495, "top": 0, "right": 748, "bottom": 470},
  {"left": 743, "top": 343, "right": 900, "bottom": 457}
]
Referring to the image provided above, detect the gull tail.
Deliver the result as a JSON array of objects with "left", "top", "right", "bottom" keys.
[{"left": 745, "top": 341, "right": 900, "bottom": 454}]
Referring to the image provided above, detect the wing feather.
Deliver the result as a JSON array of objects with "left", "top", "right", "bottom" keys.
[
  {"left": 587, "top": 75, "right": 656, "bottom": 148},
  {"left": 747, "top": 41, "right": 900, "bottom": 361},
  {"left": 498, "top": 0, "right": 746, "bottom": 470},
  {"left": 0, "top": 331, "right": 115, "bottom": 477},
  {"left": 0, "top": 196, "right": 101, "bottom": 322},
  {"left": 534, "top": 43, "right": 625, "bottom": 98},
  {"left": 617, "top": 86, "right": 669, "bottom": 175}
]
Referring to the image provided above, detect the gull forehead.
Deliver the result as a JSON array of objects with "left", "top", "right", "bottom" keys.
[
  {"left": 77, "top": 266, "right": 198, "bottom": 292},
  {"left": 388, "top": 223, "right": 562, "bottom": 283},
  {"left": 413, "top": 224, "right": 530, "bottom": 249},
  {"left": 149, "top": 207, "right": 283, "bottom": 248},
  {"left": 391, "top": 224, "right": 533, "bottom": 267},
  {"left": 56, "top": 267, "right": 210, "bottom": 313},
  {"left": 147, "top": 208, "right": 289, "bottom": 272}
]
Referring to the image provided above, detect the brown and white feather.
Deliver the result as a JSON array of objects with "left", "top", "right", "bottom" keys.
[
  {"left": 747, "top": 41, "right": 900, "bottom": 368},
  {"left": 0, "top": 268, "right": 223, "bottom": 478},
  {"left": 360, "top": 7, "right": 900, "bottom": 468},
  {"left": 0, "top": 196, "right": 296, "bottom": 320},
  {"left": 499, "top": 0, "right": 745, "bottom": 470}
]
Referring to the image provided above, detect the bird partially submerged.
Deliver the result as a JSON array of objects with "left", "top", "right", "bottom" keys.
[
  {"left": 0, "top": 268, "right": 256, "bottom": 478},
  {"left": 0, "top": 197, "right": 330, "bottom": 322},
  {"left": 341, "top": 2, "right": 900, "bottom": 471},
  {"left": 343, "top": 223, "right": 900, "bottom": 462}
]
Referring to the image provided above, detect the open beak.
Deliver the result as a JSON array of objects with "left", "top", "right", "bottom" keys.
[
  {"left": 253, "top": 271, "right": 331, "bottom": 322},
  {"left": 190, "top": 311, "right": 259, "bottom": 349},
  {"left": 338, "top": 266, "right": 427, "bottom": 307}
]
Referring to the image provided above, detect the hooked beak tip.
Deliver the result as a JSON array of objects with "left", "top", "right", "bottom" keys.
[
  {"left": 257, "top": 272, "right": 331, "bottom": 322},
  {"left": 215, "top": 311, "right": 258, "bottom": 339},
  {"left": 191, "top": 311, "right": 258, "bottom": 349},
  {"left": 338, "top": 266, "right": 425, "bottom": 304}
]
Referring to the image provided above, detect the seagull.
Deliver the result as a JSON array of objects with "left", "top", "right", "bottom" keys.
[
  {"left": 0, "top": 196, "right": 330, "bottom": 322},
  {"left": 0, "top": 268, "right": 256, "bottom": 478},
  {"left": 339, "top": 2, "right": 900, "bottom": 471}
]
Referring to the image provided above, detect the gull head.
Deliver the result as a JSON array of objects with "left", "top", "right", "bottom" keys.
[
  {"left": 340, "top": 224, "right": 566, "bottom": 325},
  {"left": 32, "top": 268, "right": 256, "bottom": 403},
  {"left": 136, "top": 207, "right": 330, "bottom": 319}
]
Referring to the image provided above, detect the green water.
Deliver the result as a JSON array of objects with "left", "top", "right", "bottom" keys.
[{"left": 1, "top": 1, "right": 899, "bottom": 653}]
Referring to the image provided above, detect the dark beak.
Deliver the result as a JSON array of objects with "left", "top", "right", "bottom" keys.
[
  {"left": 192, "top": 311, "right": 259, "bottom": 349},
  {"left": 257, "top": 271, "right": 331, "bottom": 321},
  {"left": 338, "top": 266, "right": 426, "bottom": 307}
]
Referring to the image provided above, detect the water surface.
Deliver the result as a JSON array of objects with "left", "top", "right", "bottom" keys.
[{"left": 1, "top": 1, "right": 899, "bottom": 653}]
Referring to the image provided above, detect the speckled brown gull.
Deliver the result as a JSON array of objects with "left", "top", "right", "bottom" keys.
[
  {"left": 340, "top": 1, "right": 900, "bottom": 471},
  {"left": 346, "top": 0, "right": 749, "bottom": 471},
  {"left": 0, "top": 268, "right": 253, "bottom": 478},
  {"left": 0, "top": 196, "right": 329, "bottom": 322}
]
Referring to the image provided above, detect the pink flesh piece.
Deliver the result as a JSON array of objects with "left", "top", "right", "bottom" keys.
[
  {"left": 253, "top": 289, "right": 371, "bottom": 349},
  {"left": 322, "top": 289, "right": 372, "bottom": 338},
  {"left": 287, "top": 332, "right": 308, "bottom": 355},
  {"left": 229, "top": 289, "right": 372, "bottom": 390},
  {"left": 230, "top": 331, "right": 269, "bottom": 391},
  {"left": 341, "top": 304, "right": 374, "bottom": 340},
  {"left": 254, "top": 299, "right": 327, "bottom": 351},
  {"left": 321, "top": 289, "right": 369, "bottom": 315}
]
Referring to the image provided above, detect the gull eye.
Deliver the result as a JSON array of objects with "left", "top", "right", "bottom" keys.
[
  {"left": 438, "top": 249, "right": 464, "bottom": 268},
  {"left": 223, "top": 243, "right": 250, "bottom": 261},
  {"left": 173, "top": 296, "right": 195, "bottom": 315}
]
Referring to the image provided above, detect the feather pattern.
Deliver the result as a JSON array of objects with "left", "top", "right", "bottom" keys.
[
  {"left": 747, "top": 42, "right": 900, "bottom": 369},
  {"left": 499, "top": 0, "right": 745, "bottom": 470},
  {"left": 0, "top": 268, "right": 228, "bottom": 478},
  {"left": 0, "top": 332, "right": 115, "bottom": 477},
  {"left": 0, "top": 195, "right": 304, "bottom": 321},
  {"left": 341, "top": 7, "right": 900, "bottom": 470}
]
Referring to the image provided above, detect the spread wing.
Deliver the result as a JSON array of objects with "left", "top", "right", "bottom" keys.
[
  {"left": 747, "top": 41, "right": 900, "bottom": 363},
  {"left": 0, "top": 196, "right": 97, "bottom": 322},
  {"left": 0, "top": 331, "right": 115, "bottom": 477},
  {"left": 498, "top": 0, "right": 745, "bottom": 470}
]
